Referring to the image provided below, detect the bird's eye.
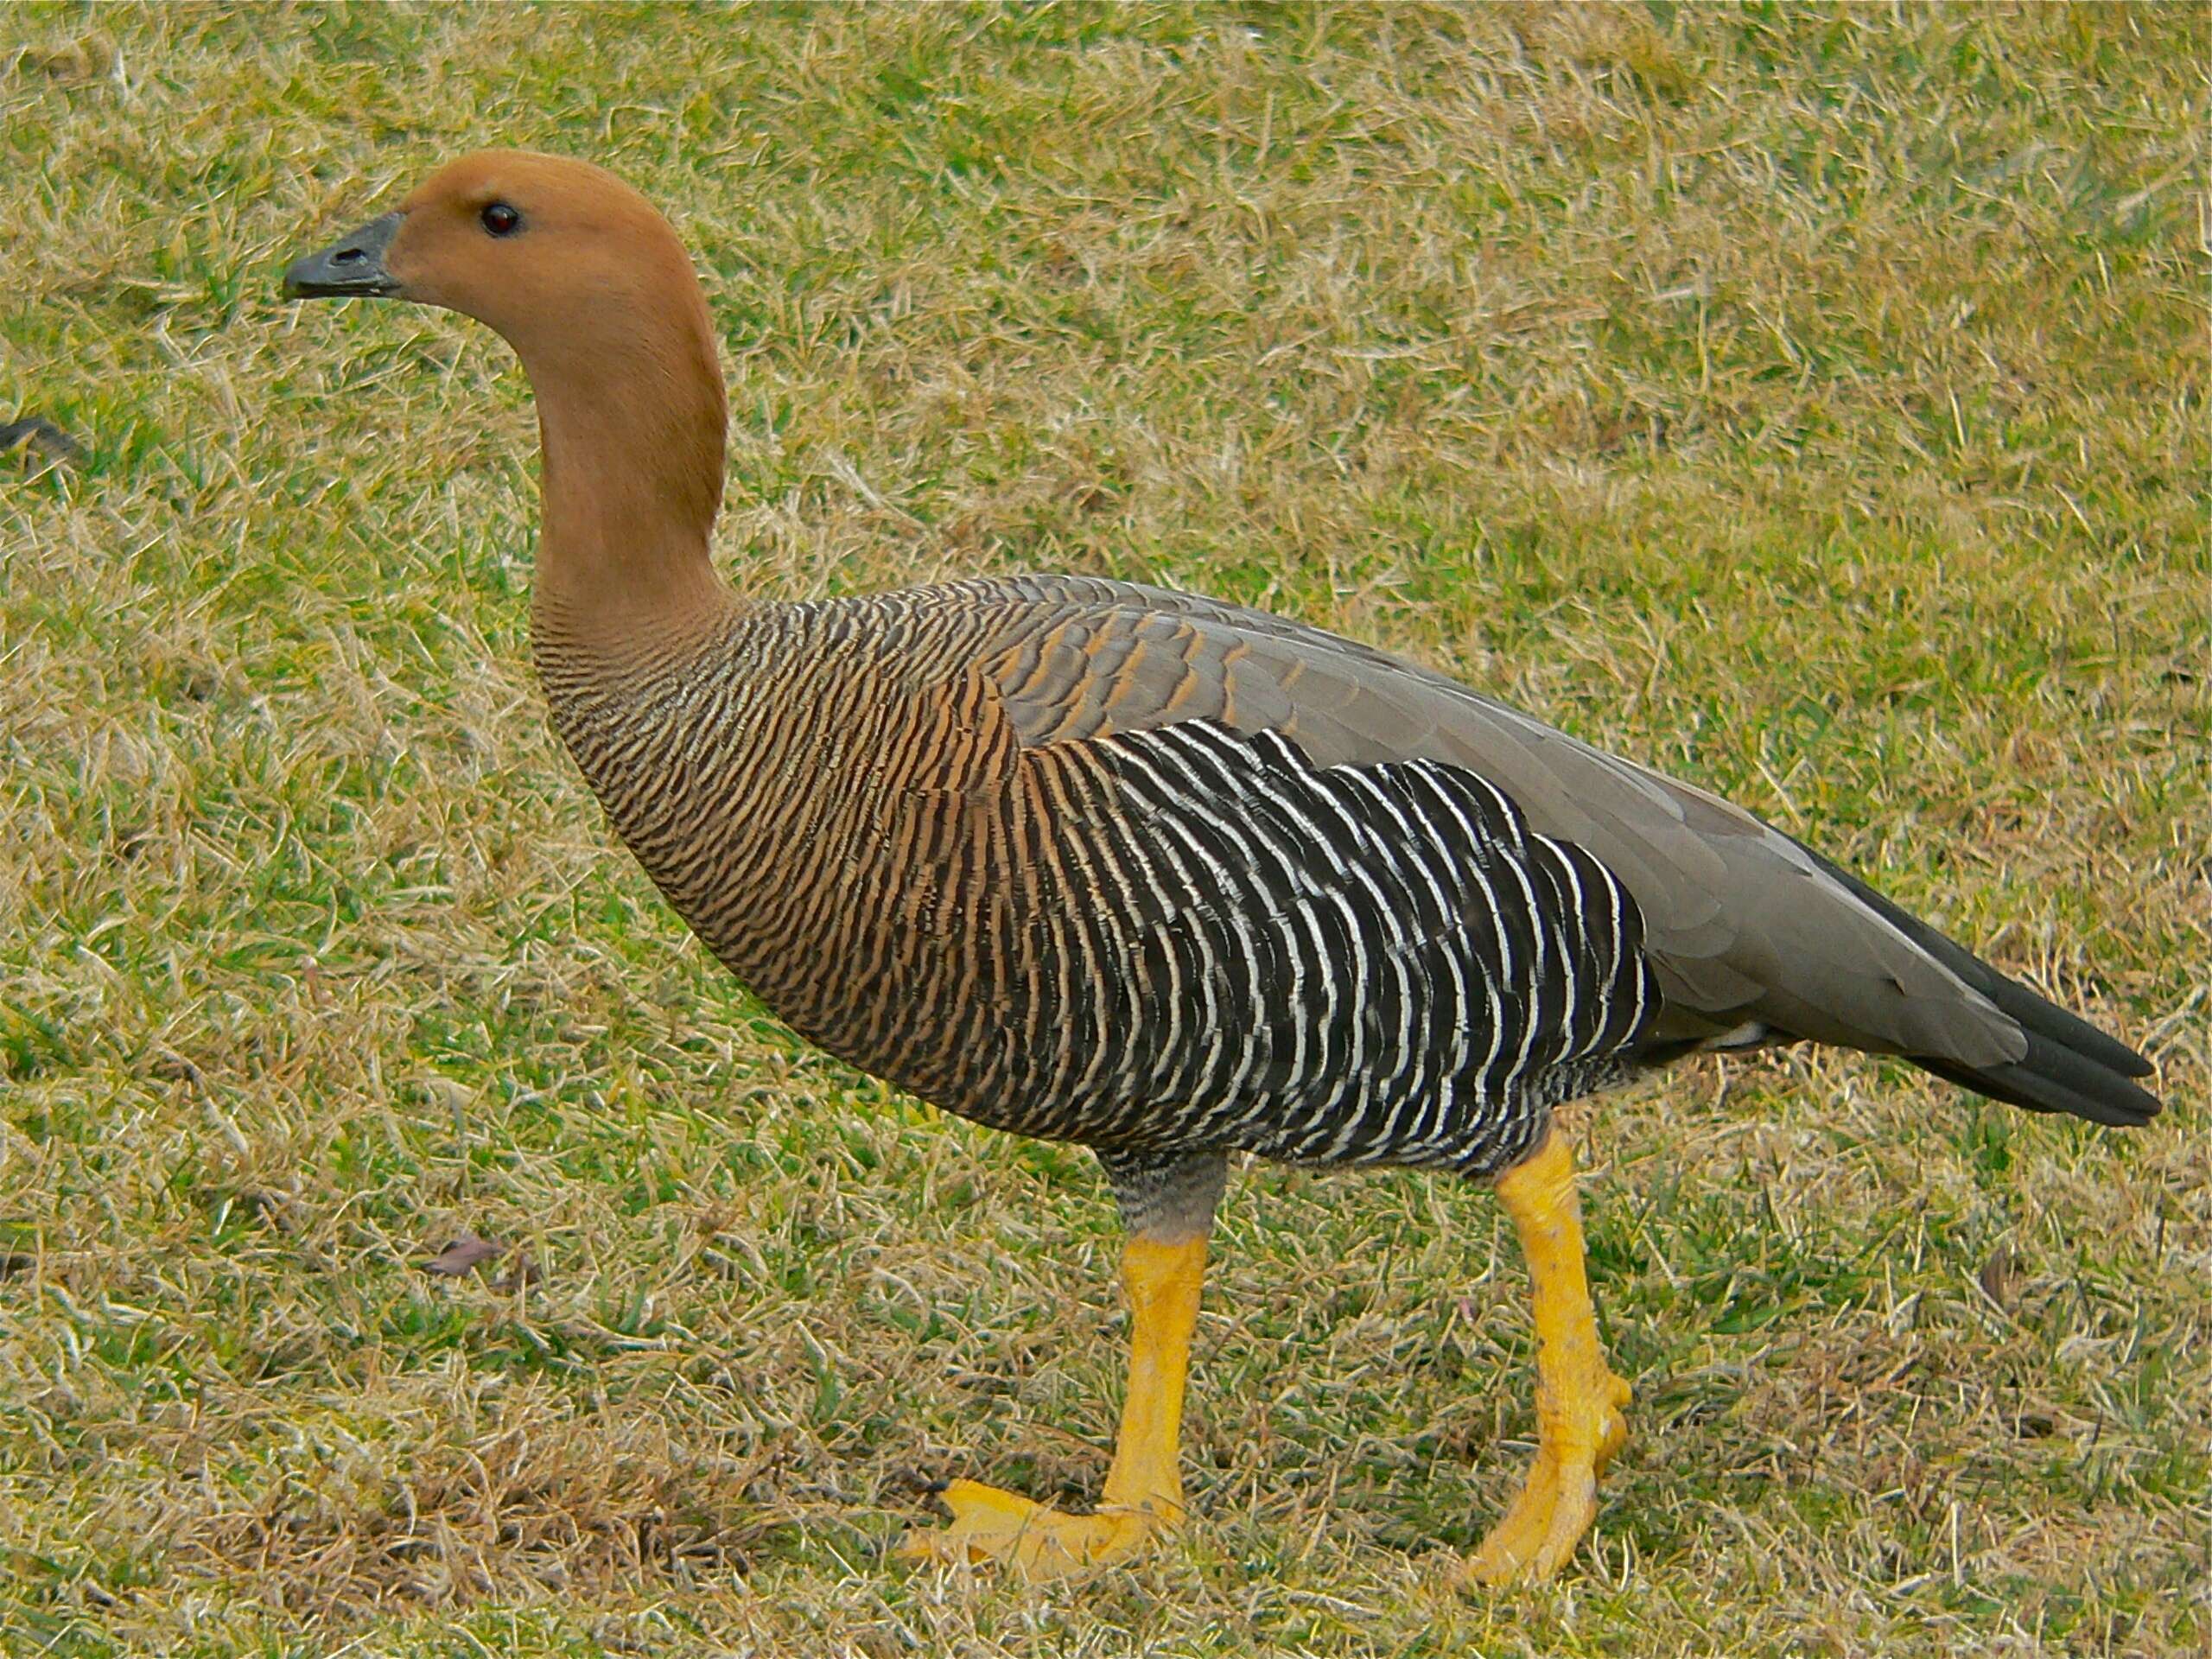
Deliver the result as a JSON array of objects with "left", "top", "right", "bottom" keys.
[{"left": 480, "top": 202, "right": 523, "bottom": 238}]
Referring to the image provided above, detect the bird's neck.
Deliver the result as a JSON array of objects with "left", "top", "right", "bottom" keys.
[{"left": 524, "top": 299, "right": 747, "bottom": 677}]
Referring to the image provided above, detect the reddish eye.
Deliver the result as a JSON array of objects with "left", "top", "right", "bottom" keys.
[{"left": 480, "top": 202, "right": 522, "bottom": 237}]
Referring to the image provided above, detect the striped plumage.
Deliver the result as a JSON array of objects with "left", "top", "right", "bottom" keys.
[
  {"left": 284, "top": 150, "right": 2161, "bottom": 1585},
  {"left": 541, "top": 576, "right": 1662, "bottom": 1184},
  {"left": 538, "top": 570, "right": 2153, "bottom": 1205}
]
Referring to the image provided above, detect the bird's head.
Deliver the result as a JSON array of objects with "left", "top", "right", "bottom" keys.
[{"left": 283, "top": 149, "right": 716, "bottom": 402}]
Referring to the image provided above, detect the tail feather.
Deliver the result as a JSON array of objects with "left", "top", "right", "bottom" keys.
[
  {"left": 1811, "top": 853, "right": 2160, "bottom": 1127},
  {"left": 1916, "top": 1042, "right": 2159, "bottom": 1127}
]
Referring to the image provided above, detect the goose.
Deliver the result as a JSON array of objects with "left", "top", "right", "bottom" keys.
[{"left": 283, "top": 150, "right": 2158, "bottom": 1582}]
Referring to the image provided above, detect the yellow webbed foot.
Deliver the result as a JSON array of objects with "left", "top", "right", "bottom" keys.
[
  {"left": 1462, "top": 1370, "right": 1631, "bottom": 1585},
  {"left": 1459, "top": 1129, "right": 1631, "bottom": 1588},
  {"left": 900, "top": 1232, "right": 1206, "bottom": 1580},
  {"left": 897, "top": 1478, "right": 1168, "bottom": 1579}
]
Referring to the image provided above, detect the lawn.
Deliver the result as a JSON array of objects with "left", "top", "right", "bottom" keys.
[{"left": 2, "top": 4, "right": 2205, "bottom": 1656}]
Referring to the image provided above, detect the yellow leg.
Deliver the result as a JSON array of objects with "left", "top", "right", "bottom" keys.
[
  {"left": 899, "top": 1233, "right": 1205, "bottom": 1578},
  {"left": 1463, "top": 1128, "right": 1632, "bottom": 1586}
]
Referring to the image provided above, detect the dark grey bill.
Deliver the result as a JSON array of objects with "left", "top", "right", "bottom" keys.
[{"left": 282, "top": 212, "right": 404, "bottom": 299}]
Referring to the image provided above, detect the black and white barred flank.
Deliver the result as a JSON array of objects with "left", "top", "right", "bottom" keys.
[
  {"left": 548, "top": 590, "right": 1662, "bottom": 1180},
  {"left": 992, "top": 722, "right": 1661, "bottom": 1177},
  {"left": 539, "top": 574, "right": 2153, "bottom": 1189}
]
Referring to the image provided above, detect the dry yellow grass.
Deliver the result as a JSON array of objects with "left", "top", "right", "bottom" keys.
[{"left": 2, "top": 4, "right": 2205, "bottom": 1656}]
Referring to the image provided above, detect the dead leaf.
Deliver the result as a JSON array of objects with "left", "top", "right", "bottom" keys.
[
  {"left": 1978, "top": 1243, "right": 2018, "bottom": 1310},
  {"left": 420, "top": 1233, "right": 502, "bottom": 1277},
  {"left": 2, "top": 416, "right": 84, "bottom": 469}
]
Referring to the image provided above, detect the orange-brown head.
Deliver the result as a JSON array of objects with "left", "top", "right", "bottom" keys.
[
  {"left": 285, "top": 151, "right": 732, "bottom": 645},
  {"left": 286, "top": 149, "right": 715, "bottom": 392}
]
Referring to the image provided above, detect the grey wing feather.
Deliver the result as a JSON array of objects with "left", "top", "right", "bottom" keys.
[{"left": 973, "top": 575, "right": 2157, "bottom": 1122}]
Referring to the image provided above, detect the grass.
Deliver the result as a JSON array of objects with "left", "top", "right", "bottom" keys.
[{"left": 2, "top": 3, "right": 2205, "bottom": 1654}]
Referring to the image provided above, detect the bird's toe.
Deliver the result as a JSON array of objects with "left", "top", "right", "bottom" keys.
[
  {"left": 898, "top": 1477, "right": 1160, "bottom": 1579},
  {"left": 1462, "top": 1459, "right": 1599, "bottom": 1586},
  {"left": 1461, "top": 1364, "right": 1630, "bottom": 1587}
]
